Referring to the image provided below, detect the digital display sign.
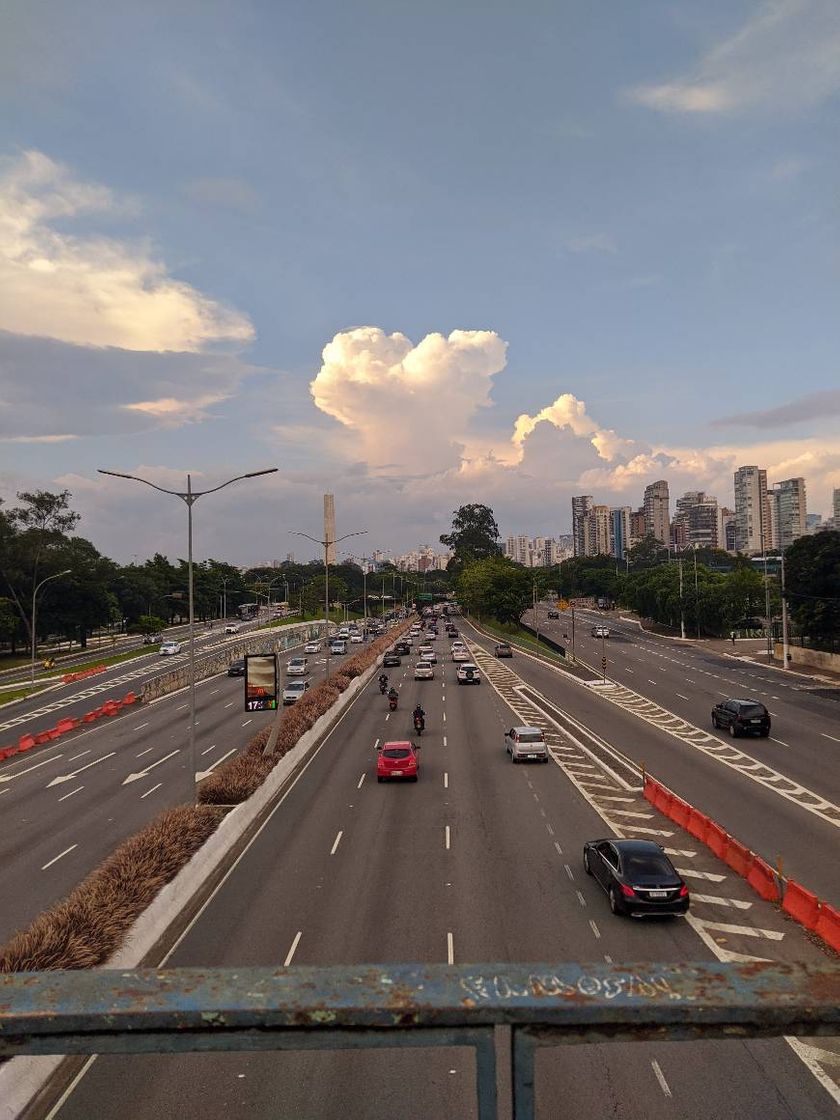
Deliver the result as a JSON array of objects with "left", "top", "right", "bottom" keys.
[{"left": 244, "top": 653, "right": 278, "bottom": 711}]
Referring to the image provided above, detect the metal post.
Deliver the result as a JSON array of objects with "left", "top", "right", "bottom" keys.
[
  {"left": 325, "top": 543, "right": 331, "bottom": 680},
  {"left": 187, "top": 474, "right": 196, "bottom": 798},
  {"left": 781, "top": 550, "right": 789, "bottom": 670},
  {"left": 363, "top": 565, "right": 368, "bottom": 636},
  {"left": 678, "top": 558, "right": 685, "bottom": 640},
  {"left": 30, "top": 570, "right": 71, "bottom": 684},
  {"left": 571, "top": 607, "right": 576, "bottom": 661}
]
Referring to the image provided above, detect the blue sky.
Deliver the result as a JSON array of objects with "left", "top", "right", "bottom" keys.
[{"left": 1, "top": 0, "right": 838, "bottom": 563}]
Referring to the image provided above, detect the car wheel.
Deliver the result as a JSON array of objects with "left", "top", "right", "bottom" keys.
[
  {"left": 583, "top": 851, "right": 592, "bottom": 876},
  {"left": 729, "top": 722, "right": 738, "bottom": 738},
  {"left": 377, "top": 776, "right": 384, "bottom": 783},
  {"left": 711, "top": 714, "right": 719, "bottom": 728},
  {"left": 609, "top": 887, "right": 623, "bottom": 916},
  {"left": 411, "top": 775, "right": 418, "bottom": 782},
  {"left": 760, "top": 730, "right": 770, "bottom": 738}
]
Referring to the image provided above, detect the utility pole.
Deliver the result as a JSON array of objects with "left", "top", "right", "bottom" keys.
[
  {"left": 678, "top": 557, "right": 685, "bottom": 640},
  {"left": 781, "top": 550, "right": 790, "bottom": 670}
]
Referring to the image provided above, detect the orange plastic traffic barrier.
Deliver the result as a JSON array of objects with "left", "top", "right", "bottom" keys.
[
  {"left": 55, "top": 717, "right": 78, "bottom": 735},
  {"left": 102, "top": 701, "right": 119, "bottom": 716},
  {"left": 652, "top": 785, "right": 673, "bottom": 816},
  {"left": 705, "top": 821, "right": 728, "bottom": 859},
  {"left": 747, "top": 855, "right": 781, "bottom": 902},
  {"left": 686, "top": 807, "right": 710, "bottom": 843},
  {"left": 782, "top": 880, "right": 821, "bottom": 932},
  {"left": 34, "top": 731, "right": 52, "bottom": 745},
  {"left": 0, "top": 747, "right": 13, "bottom": 760},
  {"left": 81, "top": 710, "right": 98, "bottom": 723},
  {"left": 669, "top": 796, "right": 690, "bottom": 829},
  {"left": 643, "top": 776, "right": 659, "bottom": 803},
  {"left": 723, "top": 837, "right": 754, "bottom": 879},
  {"left": 814, "top": 902, "right": 840, "bottom": 954},
  {"left": 18, "top": 733, "right": 36, "bottom": 751},
  {"left": 121, "top": 691, "right": 137, "bottom": 706}
]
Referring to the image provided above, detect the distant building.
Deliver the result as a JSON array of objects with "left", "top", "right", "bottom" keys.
[
  {"left": 805, "top": 514, "right": 823, "bottom": 534},
  {"left": 592, "top": 506, "right": 611, "bottom": 556},
  {"left": 833, "top": 488, "right": 840, "bottom": 528},
  {"left": 720, "top": 508, "right": 737, "bottom": 552},
  {"left": 673, "top": 491, "right": 720, "bottom": 550},
  {"left": 644, "top": 480, "right": 670, "bottom": 546},
  {"left": 769, "top": 477, "right": 807, "bottom": 550},
  {"left": 610, "top": 507, "right": 632, "bottom": 560},
  {"left": 629, "top": 508, "right": 646, "bottom": 545},
  {"left": 572, "top": 495, "right": 594, "bottom": 557},
  {"left": 733, "top": 466, "right": 770, "bottom": 555}
]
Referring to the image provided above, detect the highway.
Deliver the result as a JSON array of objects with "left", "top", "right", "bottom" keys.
[
  {"left": 39, "top": 621, "right": 840, "bottom": 1119},
  {"left": 0, "top": 620, "right": 333, "bottom": 944}
]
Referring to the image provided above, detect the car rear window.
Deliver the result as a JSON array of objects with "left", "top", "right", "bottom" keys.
[
  {"left": 518, "top": 731, "right": 543, "bottom": 743},
  {"left": 739, "top": 704, "right": 766, "bottom": 718},
  {"left": 383, "top": 748, "right": 410, "bottom": 759},
  {"left": 287, "top": 682, "right": 305, "bottom": 691},
  {"left": 623, "top": 854, "right": 674, "bottom": 877}
]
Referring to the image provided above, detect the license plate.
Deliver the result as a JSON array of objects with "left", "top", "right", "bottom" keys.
[
  {"left": 527, "top": 754, "right": 537, "bottom": 759},
  {"left": 391, "top": 770, "right": 403, "bottom": 776},
  {"left": 749, "top": 719, "right": 761, "bottom": 724},
  {"left": 648, "top": 890, "right": 668, "bottom": 898}
]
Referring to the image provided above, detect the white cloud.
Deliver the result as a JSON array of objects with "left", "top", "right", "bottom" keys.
[
  {"left": 511, "top": 393, "right": 637, "bottom": 464},
  {"left": 627, "top": 0, "right": 840, "bottom": 115},
  {"left": 122, "top": 392, "right": 231, "bottom": 426},
  {"left": 310, "top": 326, "right": 508, "bottom": 473},
  {"left": 0, "top": 150, "right": 255, "bottom": 351}
]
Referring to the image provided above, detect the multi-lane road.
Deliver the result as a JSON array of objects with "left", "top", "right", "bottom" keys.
[
  {"left": 0, "top": 618, "right": 331, "bottom": 943},
  {"left": 29, "top": 617, "right": 840, "bottom": 1119}
]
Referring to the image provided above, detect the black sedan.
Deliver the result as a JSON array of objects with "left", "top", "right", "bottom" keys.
[
  {"left": 383, "top": 651, "right": 402, "bottom": 668},
  {"left": 583, "top": 839, "right": 689, "bottom": 918},
  {"left": 712, "top": 698, "right": 770, "bottom": 738},
  {"left": 227, "top": 659, "right": 246, "bottom": 677}
]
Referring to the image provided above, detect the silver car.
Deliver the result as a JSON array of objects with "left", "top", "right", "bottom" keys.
[
  {"left": 505, "top": 726, "right": 548, "bottom": 763},
  {"left": 282, "top": 679, "right": 309, "bottom": 705}
]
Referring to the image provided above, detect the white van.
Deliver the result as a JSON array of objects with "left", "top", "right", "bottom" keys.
[
  {"left": 330, "top": 639, "right": 347, "bottom": 655},
  {"left": 287, "top": 656, "right": 308, "bottom": 676}
]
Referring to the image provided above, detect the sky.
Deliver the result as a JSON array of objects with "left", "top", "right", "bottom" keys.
[{"left": 1, "top": 0, "right": 839, "bottom": 565}]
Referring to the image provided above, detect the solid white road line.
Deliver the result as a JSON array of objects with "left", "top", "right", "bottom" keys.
[
  {"left": 136, "top": 747, "right": 155, "bottom": 757},
  {"left": 66, "top": 750, "right": 90, "bottom": 762},
  {"left": 330, "top": 830, "right": 343, "bottom": 855},
  {"left": 140, "top": 783, "right": 163, "bottom": 799},
  {"left": 284, "top": 931, "right": 302, "bottom": 967},
  {"left": 41, "top": 844, "right": 78, "bottom": 871},
  {"left": 57, "top": 785, "right": 84, "bottom": 803},
  {"left": 445, "top": 825, "right": 451, "bottom": 850},
  {"left": 651, "top": 1059, "right": 672, "bottom": 1098},
  {"left": 357, "top": 773, "right": 366, "bottom": 789},
  {"left": 447, "top": 932, "right": 455, "bottom": 965}
]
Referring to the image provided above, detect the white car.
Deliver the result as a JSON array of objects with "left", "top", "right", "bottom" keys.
[
  {"left": 282, "top": 679, "right": 309, "bottom": 705},
  {"left": 422, "top": 648, "right": 438, "bottom": 664},
  {"left": 456, "top": 662, "right": 481, "bottom": 684},
  {"left": 591, "top": 626, "right": 611, "bottom": 639},
  {"left": 304, "top": 641, "right": 322, "bottom": 654},
  {"left": 287, "top": 657, "right": 308, "bottom": 676},
  {"left": 452, "top": 647, "right": 471, "bottom": 663},
  {"left": 414, "top": 661, "right": 435, "bottom": 680},
  {"left": 159, "top": 641, "right": 181, "bottom": 656},
  {"left": 418, "top": 645, "right": 434, "bottom": 660},
  {"left": 350, "top": 633, "right": 364, "bottom": 643},
  {"left": 224, "top": 623, "right": 240, "bottom": 634}
]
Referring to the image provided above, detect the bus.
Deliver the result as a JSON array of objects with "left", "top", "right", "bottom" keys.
[{"left": 238, "top": 602, "right": 260, "bottom": 621}]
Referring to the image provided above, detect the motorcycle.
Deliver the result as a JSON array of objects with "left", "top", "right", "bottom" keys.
[
  {"left": 379, "top": 678, "right": 389, "bottom": 695},
  {"left": 388, "top": 693, "right": 399, "bottom": 712},
  {"left": 413, "top": 714, "right": 425, "bottom": 735}
]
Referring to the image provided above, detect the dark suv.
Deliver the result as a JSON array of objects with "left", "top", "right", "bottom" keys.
[
  {"left": 383, "top": 650, "right": 402, "bottom": 668},
  {"left": 711, "top": 698, "right": 771, "bottom": 738}
]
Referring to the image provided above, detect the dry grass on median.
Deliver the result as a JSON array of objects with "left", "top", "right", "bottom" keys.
[{"left": 0, "top": 804, "right": 223, "bottom": 972}]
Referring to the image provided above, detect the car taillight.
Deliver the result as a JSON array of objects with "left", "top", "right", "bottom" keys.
[
  {"left": 679, "top": 884, "right": 689, "bottom": 898},
  {"left": 620, "top": 883, "right": 636, "bottom": 898}
]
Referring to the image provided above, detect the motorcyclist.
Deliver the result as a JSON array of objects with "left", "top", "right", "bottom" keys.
[
  {"left": 387, "top": 686, "right": 399, "bottom": 706},
  {"left": 379, "top": 673, "right": 389, "bottom": 694},
  {"left": 413, "top": 703, "right": 425, "bottom": 729}
]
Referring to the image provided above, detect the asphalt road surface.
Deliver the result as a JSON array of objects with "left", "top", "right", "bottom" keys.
[{"left": 40, "top": 625, "right": 840, "bottom": 1119}]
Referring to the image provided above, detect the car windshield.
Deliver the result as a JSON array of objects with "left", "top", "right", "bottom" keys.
[
  {"left": 382, "top": 748, "right": 410, "bottom": 759},
  {"left": 623, "top": 854, "right": 674, "bottom": 878},
  {"left": 518, "top": 731, "right": 543, "bottom": 743},
  {"left": 739, "top": 704, "right": 766, "bottom": 717}
]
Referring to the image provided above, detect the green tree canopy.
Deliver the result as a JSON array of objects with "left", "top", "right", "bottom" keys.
[
  {"left": 440, "top": 504, "right": 502, "bottom": 570},
  {"left": 456, "top": 557, "right": 533, "bottom": 624},
  {"left": 785, "top": 531, "right": 840, "bottom": 643}
]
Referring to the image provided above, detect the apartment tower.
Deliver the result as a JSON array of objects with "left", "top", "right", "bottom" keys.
[
  {"left": 644, "top": 480, "right": 670, "bottom": 546},
  {"left": 733, "top": 466, "right": 770, "bottom": 555}
]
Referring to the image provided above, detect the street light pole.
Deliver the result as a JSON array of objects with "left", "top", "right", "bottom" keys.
[
  {"left": 292, "top": 528, "right": 367, "bottom": 679},
  {"left": 99, "top": 467, "right": 277, "bottom": 801},
  {"left": 30, "top": 569, "right": 71, "bottom": 683}
]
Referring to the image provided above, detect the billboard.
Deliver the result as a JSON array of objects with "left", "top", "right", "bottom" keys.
[{"left": 244, "top": 653, "right": 278, "bottom": 711}]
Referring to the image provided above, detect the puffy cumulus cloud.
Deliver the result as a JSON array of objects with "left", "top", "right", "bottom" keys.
[
  {"left": 310, "top": 326, "right": 508, "bottom": 472},
  {"left": 0, "top": 330, "right": 259, "bottom": 438},
  {"left": 511, "top": 393, "right": 638, "bottom": 464},
  {"left": 626, "top": 0, "right": 840, "bottom": 115},
  {"left": 0, "top": 150, "right": 254, "bottom": 351}
]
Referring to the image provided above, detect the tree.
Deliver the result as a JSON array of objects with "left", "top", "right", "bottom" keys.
[
  {"left": 440, "top": 504, "right": 502, "bottom": 570},
  {"left": 301, "top": 575, "right": 348, "bottom": 618},
  {"left": 785, "top": 531, "right": 840, "bottom": 644},
  {"left": 457, "top": 557, "right": 533, "bottom": 624}
]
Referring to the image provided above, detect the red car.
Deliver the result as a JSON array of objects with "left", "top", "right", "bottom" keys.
[{"left": 377, "top": 740, "right": 420, "bottom": 783}]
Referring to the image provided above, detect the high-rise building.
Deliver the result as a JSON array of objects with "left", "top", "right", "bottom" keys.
[
  {"left": 720, "top": 507, "right": 737, "bottom": 552},
  {"left": 572, "top": 495, "right": 593, "bottom": 557},
  {"left": 504, "top": 536, "right": 517, "bottom": 560},
  {"left": 770, "top": 477, "right": 807, "bottom": 550},
  {"left": 833, "top": 489, "right": 840, "bottom": 528},
  {"left": 673, "top": 491, "right": 720, "bottom": 550},
  {"left": 592, "top": 506, "right": 611, "bottom": 556},
  {"left": 629, "top": 508, "right": 646, "bottom": 545},
  {"left": 644, "top": 480, "right": 670, "bottom": 545},
  {"left": 610, "top": 507, "right": 632, "bottom": 560},
  {"left": 323, "top": 493, "right": 337, "bottom": 564},
  {"left": 733, "top": 466, "right": 770, "bottom": 555}
]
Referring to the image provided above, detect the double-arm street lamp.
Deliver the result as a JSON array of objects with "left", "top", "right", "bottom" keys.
[
  {"left": 292, "top": 528, "right": 367, "bottom": 679},
  {"left": 99, "top": 467, "right": 278, "bottom": 801},
  {"left": 30, "top": 569, "right": 72, "bottom": 683}
]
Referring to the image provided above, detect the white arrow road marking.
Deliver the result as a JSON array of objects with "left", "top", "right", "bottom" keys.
[
  {"left": 0, "top": 754, "right": 64, "bottom": 783},
  {"left": 122, "top": 749, "right": 180, "bottom": 785},
  {"left": 47, "top": 753, "right": 116, "bottom": 787},
  {"left": 194, "top": 749, "right": 236, "bottom": 782}
]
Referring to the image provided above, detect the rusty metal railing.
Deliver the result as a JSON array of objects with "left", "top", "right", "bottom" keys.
[{"left": 2, "top": 961, "right": 839, "bottom": 1118}]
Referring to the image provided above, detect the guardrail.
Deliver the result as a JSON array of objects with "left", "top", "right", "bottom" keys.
[{"left": 2, "top": 962, "right": 838, "bottom": 1118}]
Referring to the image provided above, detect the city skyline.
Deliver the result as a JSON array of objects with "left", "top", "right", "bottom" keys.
[{"left": 1, "top": 2, "right": 839, "bottom": 563}]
